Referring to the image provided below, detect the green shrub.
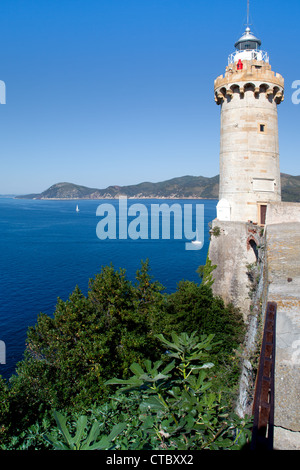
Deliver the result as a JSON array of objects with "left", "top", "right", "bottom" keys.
[
  {"left": 105, "top": 331, "right": 252, "bottom": 450},
  {"left": 4, "top": 261, "right": 247, "bottom": 446}
]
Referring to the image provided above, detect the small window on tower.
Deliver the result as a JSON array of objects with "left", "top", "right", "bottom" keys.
[{"left": 259, "top": 123, "right": 266, "bottom": 133}]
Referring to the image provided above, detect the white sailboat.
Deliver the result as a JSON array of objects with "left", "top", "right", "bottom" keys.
[{"left": 76, "top": 204, "right": 80, "bottom": 212}]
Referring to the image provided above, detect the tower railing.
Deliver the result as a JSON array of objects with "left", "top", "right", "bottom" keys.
[
  {"left": 251, "top": 301, "right": 277, "bottom": 450},
  {"left": 228, "top": 49, "right": 269, "bottom": 65}
]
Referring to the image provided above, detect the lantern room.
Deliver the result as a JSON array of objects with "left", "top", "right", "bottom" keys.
[
  {"left": 228, "top": 26, "right": 269, "bottom": 65},
  {"left": 235, "top": 26, "right": 261, "bottom": 51}
]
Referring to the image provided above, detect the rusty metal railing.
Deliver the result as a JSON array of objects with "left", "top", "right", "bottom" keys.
[{"left": 251, "top": 301, "right": 277, "bottom": 450}]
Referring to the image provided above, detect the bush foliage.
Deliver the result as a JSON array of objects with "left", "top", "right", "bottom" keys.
[{"left": 0, "top": 260, "right": 247, "bottom": 450}]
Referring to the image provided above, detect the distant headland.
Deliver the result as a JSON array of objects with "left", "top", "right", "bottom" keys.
[{"left": 15, "top": 173, "right": 300, "bottom": 202}]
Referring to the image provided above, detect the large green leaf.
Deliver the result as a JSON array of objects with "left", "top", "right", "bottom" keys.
[
  {"left": 80, "top": 421, "right": 102, "bottom": 450},
  {"left": 130, "top": 363, "right": 145, "bottom": 376},
  {"left": 107, "top": 422, "right": 127, "bottom": 442},
  {"left": 140, "top": 396, "right": 167, "bottom": 412},
  {"left": 45, "top": 412, "right": 126, "bottom": 450},
  {"left": 52, "top": 410, "right": 74, "bottom": 448},
  {"left": 73, "top": 415, "right": 88, "bottom": 447}
]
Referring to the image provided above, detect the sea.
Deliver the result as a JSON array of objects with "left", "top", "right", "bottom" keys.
[{"left": 0, "top": 197, "right": 217, "bottom": 380}]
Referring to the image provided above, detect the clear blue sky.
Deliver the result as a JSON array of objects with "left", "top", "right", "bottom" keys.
[{"left": 0, "top": 0, "right": 299, "bottom": 194}]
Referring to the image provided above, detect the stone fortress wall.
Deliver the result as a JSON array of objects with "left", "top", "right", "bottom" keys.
[{"left": 208, "top": 206, "right": 300, "bottom": 450}]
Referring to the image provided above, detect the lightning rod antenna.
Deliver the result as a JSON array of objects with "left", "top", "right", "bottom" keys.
[{"left": 247, "top": 0, "right": 250, "bottom": 27}]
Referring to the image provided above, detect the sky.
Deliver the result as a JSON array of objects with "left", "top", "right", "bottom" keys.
[{"left": 0, "top": 0, "right": 299, "bottom": 194}]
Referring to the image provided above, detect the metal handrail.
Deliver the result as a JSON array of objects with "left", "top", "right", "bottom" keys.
[{"left": 251, "top": 301, "right": 277, "bottom": 450}]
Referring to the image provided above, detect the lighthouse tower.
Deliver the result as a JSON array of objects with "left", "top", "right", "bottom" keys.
[{"left": 214, "top": 21, "right": 284, "bottom": 225}]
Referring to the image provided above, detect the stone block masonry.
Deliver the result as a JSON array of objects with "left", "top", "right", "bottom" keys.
[
  {"left": 214, "top": 58, "right": 284, "bottom": 224},
  {"left": 265, "top": 222, "right": 300, "bottom": 450},
  {"left": 208, "top": 219, "right": 262, "bottom": 321}
]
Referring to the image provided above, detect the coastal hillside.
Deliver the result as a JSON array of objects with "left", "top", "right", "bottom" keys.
[
  {"left": 17, "top": 175, "right": 220, "bottom": 200},
  {"left": 17, "top": 173, "right": 300, "bottom": 201},
  {"left": 280, "top": 173, "right": 300, "bottom": 202}
]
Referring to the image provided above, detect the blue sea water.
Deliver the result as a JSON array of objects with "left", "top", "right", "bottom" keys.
[{"left": 0, "top": 198, "right": 217, "bottom": 379}]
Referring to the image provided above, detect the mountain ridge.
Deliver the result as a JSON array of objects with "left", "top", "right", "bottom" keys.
[{"left": 16, "top": 173, "right": 300, "bottom": 202}]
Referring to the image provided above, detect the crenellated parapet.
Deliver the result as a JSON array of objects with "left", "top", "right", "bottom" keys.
[{"left": 214, "top": 60, "right": 284, "bottom": 105}]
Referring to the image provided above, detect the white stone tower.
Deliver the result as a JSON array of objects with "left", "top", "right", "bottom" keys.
[{"left": 214, "top": 20, "right": 284, "bottom": 225}]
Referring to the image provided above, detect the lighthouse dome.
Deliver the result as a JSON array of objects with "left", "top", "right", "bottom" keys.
[{"left": 234, "top": 26, "right": 261, "bottom": 51}]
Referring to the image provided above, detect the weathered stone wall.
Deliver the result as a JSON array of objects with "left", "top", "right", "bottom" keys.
[
  {"left": 208, "top": 219, "right": 266, "bottom": 420},
  {"left": 265, "top": 222, "right": 300, "bottom": 450},
  {"left": 266, "top": 201, "right": 300, "bottom": 225},
  {"left": 208, "top": 219, "right": 262, "bottom": 319}
]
